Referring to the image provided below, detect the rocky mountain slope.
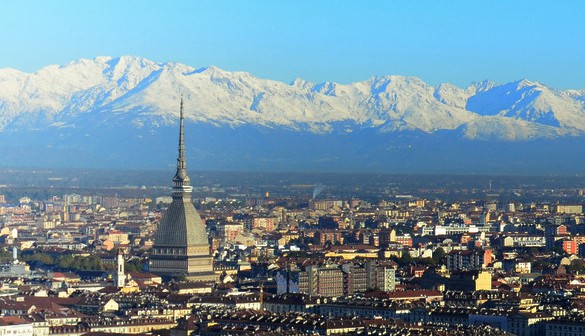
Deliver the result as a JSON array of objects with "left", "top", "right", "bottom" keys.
[
  {"left": 1, "top": 56, "right": 585, "bottom": 173},
  {"left": 1, "top": 56, "right": 584, "bottom": 140}
]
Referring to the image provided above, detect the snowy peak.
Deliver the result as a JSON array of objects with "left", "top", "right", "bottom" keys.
[
  {"left": 466, "top": 80, "right": 541, "bottom": 116},
  {"left": 464, "top": 79, "right": 585, "bottom": 130},
  {"left": 1, "top": 56, "right": 585, "bottom": 140}
]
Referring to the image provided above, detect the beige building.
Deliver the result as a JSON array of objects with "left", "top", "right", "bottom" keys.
[{"left": 556, "top": 205, "right": 583, "bottom": 214}]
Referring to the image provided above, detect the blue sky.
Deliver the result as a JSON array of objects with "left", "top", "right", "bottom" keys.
[{"left": 1, "top": 1, "right": 584, "bottom": 89}]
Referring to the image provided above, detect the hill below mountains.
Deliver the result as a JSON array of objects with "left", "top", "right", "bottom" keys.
[{"left": 1, "top": 56, "right": 585, "bottom": 174}]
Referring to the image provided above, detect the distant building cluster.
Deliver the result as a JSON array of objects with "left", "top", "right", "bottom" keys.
[{"left": 3, "top": 103, "right": 585, "bottom": 335}]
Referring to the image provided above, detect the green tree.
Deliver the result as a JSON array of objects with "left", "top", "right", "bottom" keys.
[
  {"left": 418, "top": 257, "right": 437, "bottom": 267},
  {"left": 396, "top": 252, "right": 414, "bottom": 267},
  {"left": 125, "top": 259, "right": 143, "bottom": 273},
  {"left": 432, "top": 247, "right": 446, "bottom": 265},
  {"left": 0, "top": 248, "right": 11, "bottom": 263},
  {"left": 57, "top": 255, "right": 74, "bottom": 269},
  {"left": 22, "top": 252, "right": 54, "bottom": 265},
  {"left": 567, "top": 260, "right": 585, "bottom": 275}
]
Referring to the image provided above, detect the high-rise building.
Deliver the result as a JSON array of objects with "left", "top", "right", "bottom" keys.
[
  {"left": 149, "top": 100, "right": 216, "bottom": 281},
  {"left": 446, "top": 249, "right": 492, "bottom": 271},
  {"left": 276, "top": 261, "right": 396, "bottom": 295}
]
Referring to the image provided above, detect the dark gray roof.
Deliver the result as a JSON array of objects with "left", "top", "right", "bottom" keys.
[
  {"left": 155, "top": 195, "right": 208, "bottom": 247},
  {"left": 154, "top": 99, "right": 209, "bottom": 248}
]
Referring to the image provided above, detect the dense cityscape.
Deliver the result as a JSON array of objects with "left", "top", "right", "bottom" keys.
[
  {"left": 3, "top": 1, "right": 585, "bottom": 335},
  {"left": 1, "top": 109, "right": 585, "bottom": 336},
  {"left": 3, "top": 174, "right": 585, "bottom": 335}
]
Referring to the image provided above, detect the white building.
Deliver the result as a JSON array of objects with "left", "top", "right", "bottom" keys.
[{"left": 0, "top": 316, "right": 33, "bottom": 336}]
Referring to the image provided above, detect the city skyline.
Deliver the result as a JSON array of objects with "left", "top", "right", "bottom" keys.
[{"left": 3, "top": 3, "right": 585, "bottom": 333}]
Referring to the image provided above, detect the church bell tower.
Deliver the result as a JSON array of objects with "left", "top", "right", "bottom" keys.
[{"left": 115, "top": 249, "right": 125, "bottom": 288}]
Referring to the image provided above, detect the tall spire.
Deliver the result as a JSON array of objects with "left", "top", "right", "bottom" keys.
[
  {"left": 173, "top": 97, "right": 191, "bottom": 192},
  {"left": 150, "top": 97, "right": 215, "bottom": 281},
  {"left": 178, "top": 98, "right": 186, "bottom": 172}
]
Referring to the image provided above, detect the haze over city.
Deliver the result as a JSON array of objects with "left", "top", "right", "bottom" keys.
[
  {"left": 2, "top": 2, "right": 585, "bottom": 336},
  {"left": 1, "top": 1, "right": 585, "bottom": 174}
]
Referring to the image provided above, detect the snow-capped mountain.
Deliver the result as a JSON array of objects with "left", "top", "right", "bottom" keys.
[
  {"left": 1, "top": 55, "right": 584, "bottom": 139},
  {"left": 1, "top": 56, "right": 585, "bottom": 173}
]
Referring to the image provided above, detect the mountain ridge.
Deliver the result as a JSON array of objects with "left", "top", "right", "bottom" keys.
[
  {"left": 1, "top": 55, "right": 585, "bottom": 140},
  {"left": 2, "top": 56, "right": 585, "bottom": 173}
]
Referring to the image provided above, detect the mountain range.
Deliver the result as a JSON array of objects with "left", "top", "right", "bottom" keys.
[{"left": 1, "top": 56, "right": 585, "bottom": 174}]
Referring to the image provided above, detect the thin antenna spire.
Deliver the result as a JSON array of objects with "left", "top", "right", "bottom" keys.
[
  {"left": 173, "top": 97, "right": 191, "bottom": 191},
  {"left": 177, "top": 97, "right": 186, "bottom": 169},
  {"left": 178, "top": 97, "right": 185, "bottom": 171},
  {"left": 180, "top": 96, "right": 184, "bottom": 118}
]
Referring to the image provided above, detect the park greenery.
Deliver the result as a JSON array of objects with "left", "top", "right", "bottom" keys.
[{"left": 5, "top": 248, "right": 144, "bottom": 273}]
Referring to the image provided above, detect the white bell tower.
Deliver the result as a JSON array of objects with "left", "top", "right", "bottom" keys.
[{"left": 115, "top": 249, "right": 125, "bottom": 288}]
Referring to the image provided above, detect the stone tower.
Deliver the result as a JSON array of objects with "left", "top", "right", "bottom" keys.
[
  {"left": 115, "top": 249, "right": 125, "bottom": 288},
  {"left": 149, "top": 99, "right": 216, "bottom": 281}
]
